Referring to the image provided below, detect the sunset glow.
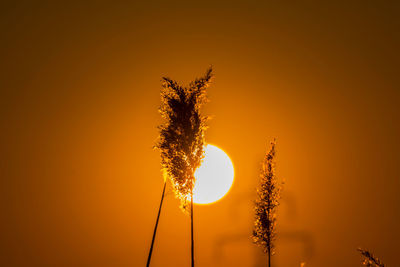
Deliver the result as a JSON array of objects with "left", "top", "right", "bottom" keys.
[{"left": 4, "top": 2, "right": 398, "bottom": 266}]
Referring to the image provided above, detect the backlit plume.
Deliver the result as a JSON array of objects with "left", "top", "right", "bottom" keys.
[
  {"left": 358, "top": 248, "right": 385, "bottom": 267},
  {"left": 253, "top": 140, "right": 282, "bottom": 267},
  {"left": 156, "top": 67, "right": 213, "bottom": 211}
]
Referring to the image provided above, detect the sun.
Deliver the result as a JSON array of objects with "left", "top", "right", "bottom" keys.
[{"left": 193, "top": 144, "right": 234, "bottom": 204}]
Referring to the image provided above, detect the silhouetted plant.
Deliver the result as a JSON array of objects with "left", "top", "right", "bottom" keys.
[
  {"left": 358, "top": 248, "right": 385, "bottom": 267},
  {"left": 253, "top": 140, "right": 282, "bottom": 267},
  {"left": 155, "top": 67, "right": 213, "bottom": 267}
]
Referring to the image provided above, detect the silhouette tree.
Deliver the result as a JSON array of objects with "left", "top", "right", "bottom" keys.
[
  {"left": 358, "top": 248, "right": 385, "bottom": 267},
  {"left": 149, "top": 67, "right": 212, "bottom": 267},
  {"left": 253, "top": 140, "right": 282, "bottom": 267}
]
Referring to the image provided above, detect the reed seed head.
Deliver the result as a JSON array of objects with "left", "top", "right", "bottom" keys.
[
  {"left": 253, "top": 140, "right": 282, "bottom": 254},
  {"left": 156, "top": 67, "right": 213, "bottom": 212}
]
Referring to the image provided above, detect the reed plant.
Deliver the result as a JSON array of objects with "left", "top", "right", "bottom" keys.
[
  {"left": 253, "top": 140, "right": 282, "bottom": 267},
  {"left": 149, "top": 67, "right": 213, "bottom": 267},
  {"left": 358, "top": 248, "right": 385, "bottom": 267}
]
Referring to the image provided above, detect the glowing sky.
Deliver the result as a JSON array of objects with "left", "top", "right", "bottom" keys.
[{"left": 1, "top": 1, "right": 399, "bottom": 266}]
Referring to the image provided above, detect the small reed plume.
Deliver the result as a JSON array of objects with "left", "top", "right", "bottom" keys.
[
  {"left": 253, "top": 140, "right": 282, "bottom": 267},
  {"left": 156, "top": 67, "right": 213, "bottom": 267},
  {"left": 358, "top": 248, "right": 385, "bottom": 267}
]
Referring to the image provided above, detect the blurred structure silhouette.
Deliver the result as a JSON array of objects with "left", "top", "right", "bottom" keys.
[{"left": 212, "top": 190, "right": 314, "bottom": 267}]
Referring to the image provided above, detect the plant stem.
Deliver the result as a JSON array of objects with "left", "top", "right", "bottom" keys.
[
  {"left": 191, "top": 192, "right": 195, "bottom": 267},
  {"left": 146, "top": 181, "right": 166, "bottom": 267},
  {"left": 267, "top": 246, "right": 271, "bottom": 267}
]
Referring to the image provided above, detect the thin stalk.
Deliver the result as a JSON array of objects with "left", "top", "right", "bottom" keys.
[
  {"left": 191, "top": 191, "right": 195, "bottom": 267},
  {"left": 146, "top": 181, "right": 166, "bottom": 267},
  {"left": 267, "top": 200, "right": 271, "bottom": 267}
]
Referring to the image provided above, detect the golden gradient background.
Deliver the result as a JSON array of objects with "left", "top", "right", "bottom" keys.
[{"left": 1, "top": 1, "right": 399, "bottom": 266}]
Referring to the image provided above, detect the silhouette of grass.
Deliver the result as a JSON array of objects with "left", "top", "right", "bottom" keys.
[
  {"left": 358, "top": 248, "right": 385, "bottom": 267},
  {"left": 155, "top": 67, "right": 213, "bottom": 267},
  {"left": 253, "top": 140, "right": 282, "bottom": 267}
]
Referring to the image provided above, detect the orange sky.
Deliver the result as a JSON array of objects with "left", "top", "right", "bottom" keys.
[{"left": 1, "top": 1, "right": 400, "bottom": 266}]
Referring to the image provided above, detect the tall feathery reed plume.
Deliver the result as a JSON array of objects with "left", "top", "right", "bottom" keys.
[
  {"left": 149, "top": 67, "right": 212, "bottom": 267},
  {"left": 358, "top": 248, "right": 385, "bottom": 267},
  {"left": 253, "top": 140, "right": 282, "bottom": 267}
]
